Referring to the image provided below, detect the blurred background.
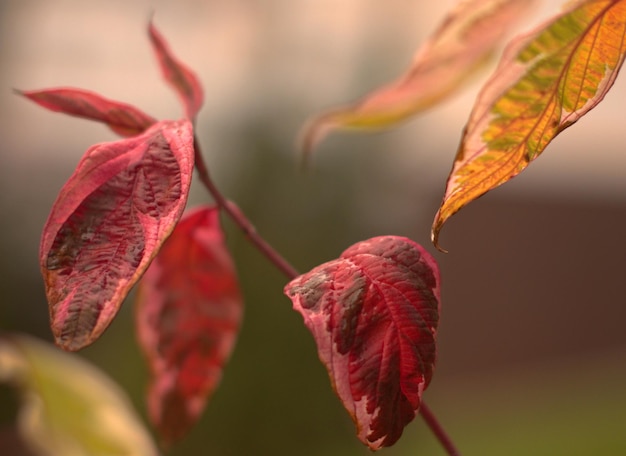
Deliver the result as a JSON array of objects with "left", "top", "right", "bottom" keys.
[{"left": 1, "top": 0, "right": 625, "bottom": 455}]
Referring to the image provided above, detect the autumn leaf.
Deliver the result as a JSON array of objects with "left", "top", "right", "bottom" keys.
[
  {"left": 149, "top": 20, "right": 204, "bottom": 121},
  {"left": 135, "top": 205, "right": 243, "bottom": 446},
  {"left": 40, "top": 119, "right": 194, "bottom": 351},
  {"left": 284, "top": 236, "right": 440, "bottom": 450},
  {"left": 300, "top": 0, "right": 536, "bottom": 161},
  {"left": 17, "top": 88, "right": 157, "bottom": 137},
  {"left": 0, "top": 334, "right": 158, "bottom": 456},
  {"left": 432, "top": 0, "right": 626, "bottom": 250}
]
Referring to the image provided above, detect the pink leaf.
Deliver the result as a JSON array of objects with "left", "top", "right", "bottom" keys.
[
  {"left": 149, "top": 21, "right": 204, "bottom": 121},
  {"left": 17, "top": 88, "right": 157, "bottom": 137},
  {"left": 300, "top": 0, "right": 536, "bottom": 160},
  {"left": 40, "top": 119, "right": 194, "bottom": 351},
  {"left": 135, "top": 205, "right": 243, "bottom": 445},
  {"left": 284, "top": 236, "right": 440, "bottom": 450}
]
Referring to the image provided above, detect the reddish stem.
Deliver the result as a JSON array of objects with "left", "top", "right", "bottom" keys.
[
  {"left": 193, "top": 136, "right": 460, "bottom": 456},
  {"left": 192, "top": 137, "right": 299, "bottom": 279},
  {"left": 420, "top": 402, "right": 461, "bottom": 456}
]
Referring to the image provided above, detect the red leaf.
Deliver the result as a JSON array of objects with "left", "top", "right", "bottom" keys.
[
  {"left": 40, "top": 119, "right": 194, "bottom": 351},
  {"left": 149, "top": 21, "right": 204, "bottom": 121},
  {"left": 284, "top": 236, "right": 440, "bottom": 450},
  {"left": 135, "top": 205, "right": 243, "bottom": 445},
  {"left": 17, "top": 88, "right": 157, "bottom": 137}
]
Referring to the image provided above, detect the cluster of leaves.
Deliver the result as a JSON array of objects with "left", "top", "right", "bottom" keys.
[
  {"left": 1, "top": 0, "right": 625, "bottom": 454},
  {"left": 304, "top": 0, "right": 626, "bottom": 249},
  {"left": 14, "top": 22, "right": 243, "bottom": 450},
  {"left": 8, "top": 19, "right": 442, "bottom": 453}
]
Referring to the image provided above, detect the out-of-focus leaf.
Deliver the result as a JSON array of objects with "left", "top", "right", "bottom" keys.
[
  {"left": 40, "top": 119, "right": 194, "bottom": 351},
  {"left": 148, "top": 21, "right": 204, "bottom": 121},
  {"left": 432, "top": 0, "right": 626, "bottom": 250},
  {"left": 135, "top": 205, "right": 243, "bottom": 445},
  {"left": 0, "top": 334, "right": 158, "bottom": 456},
  {"left": 300, "top": 0, "right": 536, "bottom": 160},
  {"left": 17, "top": 88, "right": 157, "bottom": 137},
  {"left": 284, "top": 236, "right": 440, "bottom": 450}
]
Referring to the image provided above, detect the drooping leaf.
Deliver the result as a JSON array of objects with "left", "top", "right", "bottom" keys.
[
  {"left": 40, "top": 119, "right": 194, "bottom": 351},
  {"left": 17, "top": 88, "right": 157, "bottom": 137},
  {"left": 433, "top": 0, "right": 626, "bottom": 249},
  {"left": 284, "top": 236, "right": 440, "bottom": 450},
  {"left": 0, "top": 334, "right": 158, "bottom": 456},
  {"left": 300, "top": 0, "right": 536, "bottom": 160},
  {"left": 148, "top": 21, "right": 204, "bottom": 121},
  {"left": 135, "top": 205, "right": 243, "bottom": 445}
]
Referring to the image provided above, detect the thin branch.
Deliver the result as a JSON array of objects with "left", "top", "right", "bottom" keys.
[
  {"left": 193, "top": 136, "right": 460, "bottom": 456},
  {"left": 420, "top": 402, "right": 461, "bottom": 456},
  {"left": 192, "top": 136, "right": 299, "bottom": 279}
]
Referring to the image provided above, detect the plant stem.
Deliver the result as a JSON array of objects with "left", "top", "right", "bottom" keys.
[
  {"left": 420, "top": 402, "right": 461, "bottom": 456},
  {"left": 193, "top": 137, "right": 460, "bottom": 456},
  {"left": 192, "top": 137, "right": 299, "bottom": 279}
]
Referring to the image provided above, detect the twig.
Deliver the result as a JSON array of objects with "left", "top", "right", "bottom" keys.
[
  {"left": 193, "top": 136, "right": 460, "bottom": 456},
  {"left": 420, "top": 402, "right": 461, "bottom": 456},
  {"left": 192, "top": 136, "right": 299, "bottom": 279}
]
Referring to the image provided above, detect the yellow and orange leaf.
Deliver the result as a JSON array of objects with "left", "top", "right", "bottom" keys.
[
  {"left": 433, "top": 0, "right": 626, "bottom": 250},
  {"left": 300, "top": 0, "right": 536, "bottom": 161}
]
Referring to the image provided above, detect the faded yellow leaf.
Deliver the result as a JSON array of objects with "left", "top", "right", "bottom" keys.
[
  {"left": 433, "top": 0, "right": 626, "bottom": 250},
  {"left": 0, "top": 335, "right": 158, "bottom": 456},
  {"left": 300, "top": 0, "right": 536, "bottom": 161}
]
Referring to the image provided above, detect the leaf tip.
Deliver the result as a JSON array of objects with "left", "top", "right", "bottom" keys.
[
  {"left": 147, "top": 12, "right": 159, "bottom": 37},
  {"left": 53, "top": 336, "right": 86, "bottom": 353},
  {"left": 147, "top": 17, "right": 204, "bottom": 121},
  {"left": 431, "top": 216, "right": 448, "bottom": 254},
  {"left": 51, "top": 323, "right": 94, "bottom": 352},
  {"left": 298, "top": 114, "right": 336, "bottom": 167}
]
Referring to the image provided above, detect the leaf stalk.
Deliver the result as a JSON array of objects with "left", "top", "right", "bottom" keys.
[{"left": 420, "top": 402, "right": 461, "bottom": 456}]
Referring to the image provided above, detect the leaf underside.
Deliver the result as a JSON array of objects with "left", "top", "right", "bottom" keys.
[
  {"left": 284, "top": 236, "right": 440, "bottom": 450},
  {"left": 432, "top": 0, "right": 626, "bottom": 249},
  {"left": 40, "top": 119, "right": 194, "bottom": 351},
  {"left": 135, "top": 205, "right": 243, "bottom": 445}
]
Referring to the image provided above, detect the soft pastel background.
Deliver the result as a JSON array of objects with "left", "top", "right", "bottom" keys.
[{"left": 1, "top": 1, "right": 625, "bottom": 455}]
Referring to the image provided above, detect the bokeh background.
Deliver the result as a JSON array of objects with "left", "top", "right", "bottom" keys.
[{"left": 1, "top": 1, "right": 626, "bottom": 455}]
